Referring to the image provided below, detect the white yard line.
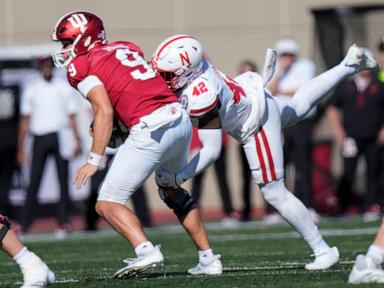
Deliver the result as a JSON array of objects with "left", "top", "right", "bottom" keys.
[
  {"left": 18, "top": 225, "right": 378, "bottom": 243},
  {"left": 210, "top": 227, "right": 379, "bottom": 242}
]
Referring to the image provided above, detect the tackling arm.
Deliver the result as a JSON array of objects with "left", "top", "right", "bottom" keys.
[{"left": 175, "top": 109, "right": 223, "bottom": 185}]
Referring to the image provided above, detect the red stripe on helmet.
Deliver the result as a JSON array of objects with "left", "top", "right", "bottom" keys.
[{"left": 156, "top": 35, "right": 193, "bottom": 58}]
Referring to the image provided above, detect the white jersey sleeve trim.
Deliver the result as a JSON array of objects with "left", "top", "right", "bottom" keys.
[
  {"left": 190, "top": 97, "right": 219, "bottom": 118},
  {"left": 77, "top": 75, "right": 103, "bottom": 98}
]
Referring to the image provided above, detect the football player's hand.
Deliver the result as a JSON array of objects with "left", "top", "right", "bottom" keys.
[{"left": 74, "top": 163, "right": 98, "bottom": 189}]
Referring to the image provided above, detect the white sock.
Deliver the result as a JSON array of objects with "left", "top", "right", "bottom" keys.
[
  {"left": 367, "top": 244, "right": 384, "bottom": 265},
  {"left": 13, "top": 247, "right": 35, "bottom": 267},
  {"left": 198, "top": 249, "right": 215, "bottom": 265},
  {"left": 261, "top": 179, "right": 331, "bottom": 255},
  {"left": 312, "top": 239, "right": 332, "bottom": 255},
  {"left": 135, "top": 241, "right": 155, "bottom": 256}
]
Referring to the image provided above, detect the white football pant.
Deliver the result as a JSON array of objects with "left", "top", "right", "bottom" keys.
[
  {"left": 98, "top": 106, "right": 192, "bottom": 204},
  {"left": 243, "top": 63, "right": 354, "bottom": 252}
]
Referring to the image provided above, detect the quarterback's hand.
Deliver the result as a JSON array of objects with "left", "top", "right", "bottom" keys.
[{"left": 74, "top": 163, "right": 98, "bottom": 189}]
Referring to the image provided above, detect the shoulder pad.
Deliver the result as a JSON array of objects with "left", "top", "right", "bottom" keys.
[{"left": 184, "top": 78, "right": 219, "bottom": 118}]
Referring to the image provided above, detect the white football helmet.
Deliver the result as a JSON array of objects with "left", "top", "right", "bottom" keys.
[{"left": 151, "top": 35, "right": 204, "bottom": 90}]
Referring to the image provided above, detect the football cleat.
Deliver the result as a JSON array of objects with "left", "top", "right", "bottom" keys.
[
  {"left": 305, "top": 246, "right": 339, "bottom": 270},
  {"left": 20, "top": 254, "right": 55, "bottom": 288},
  {"left": 187, "top": 254, "right": 223, "bottom": 275},
  {"left": 113, "top": 245, "right": 164, "bottom": 279},
  {"left": 348, "top": 254, "right": 384, "bottom": 284},
  {"left": 342, "top": 44, "right": 378, "bottom": 72}
]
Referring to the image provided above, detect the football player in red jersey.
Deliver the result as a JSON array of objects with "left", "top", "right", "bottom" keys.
[{"left": 52, "top": 11, "right": 222, "bottom": 278}]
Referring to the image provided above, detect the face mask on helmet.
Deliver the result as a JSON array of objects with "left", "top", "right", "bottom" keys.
[{"left": 52, "top": 39, "right": 79, "bottom": 68}]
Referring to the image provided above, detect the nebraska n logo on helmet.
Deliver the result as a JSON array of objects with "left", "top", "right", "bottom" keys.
[
  {"left": 151, "top": 35, "right": 204, "bottom": 90},
  {"left": 179, "top": 51, "right": 191, "bottom": 67},
  {"left": 51, "top": 11, "right": 107, "bottom": 68}
]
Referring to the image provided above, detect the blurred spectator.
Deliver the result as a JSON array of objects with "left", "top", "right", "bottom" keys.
[
  {"left": 377, "top": 37, "right": 384, "bottom": 84},
  {"left": 17, "top": 57, "right": 80, "bottom": 234},
  {"left": 268, "top": 37, "right": 318, "bottom": 222},
  {"left": 0, "top": 65, "right": 20, "bottom": 216},
  {"left": 85, "top": 153, "right": 152, "bottom": 230},
  {"left": 377, "top": 37, "right": 384, "bottom": 206},
  {"left": 326, "top": 58, "right": 384, "bottom": 221},
  {"left": 190, "top": 128, "right": 239, "bottom": 226},
  {"left": 237, "top": 60, "right": 257, "bottom": 221}
]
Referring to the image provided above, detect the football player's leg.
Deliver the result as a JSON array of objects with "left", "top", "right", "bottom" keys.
[
  {"left": 156, "top": 113, "right": 222, "bottom": 275},
  {"left": 275, "top": 45, "right": 378, "bottom": 128},
  {"left": 97, "top": 128, "right": 168, "bottom": 279},
  {"left": 0, "top": 214, "right": 55, "bottom": 287},
  {"left": 349, "top": 220, "right": 384, "bottom": 284},
  {"left": 243, "top": 97, "right": 339, "bottom": 270}
]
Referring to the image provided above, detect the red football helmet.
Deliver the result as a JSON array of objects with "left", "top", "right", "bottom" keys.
[{"left": 51, "top": 11, "right": 107, "bottom": 68}]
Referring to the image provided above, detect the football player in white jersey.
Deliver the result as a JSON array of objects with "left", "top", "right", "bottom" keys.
[{"left": 151, "top": 35, "right": 378, "bottom": 271}]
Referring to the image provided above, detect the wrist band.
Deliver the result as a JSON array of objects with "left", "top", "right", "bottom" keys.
[{"left": 88, "top": 152, "right": 103, "bottom": 166}]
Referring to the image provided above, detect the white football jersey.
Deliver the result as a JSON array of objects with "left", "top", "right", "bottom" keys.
[{"left": 179, "top": 60, "right": 266, "bottom": 142}]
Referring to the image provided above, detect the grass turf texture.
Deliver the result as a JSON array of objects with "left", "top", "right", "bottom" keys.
[{"left": 0, "top": 217, "right": 381, "bottom": 287}]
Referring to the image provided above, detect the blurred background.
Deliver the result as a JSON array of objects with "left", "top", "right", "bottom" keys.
[{"left": 0, "top": 0, "right": 383, "bottom": 233}]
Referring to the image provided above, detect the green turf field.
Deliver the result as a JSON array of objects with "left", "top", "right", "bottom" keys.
[{"left": 0, "top": 217, "right": 381, "bottom": 287}]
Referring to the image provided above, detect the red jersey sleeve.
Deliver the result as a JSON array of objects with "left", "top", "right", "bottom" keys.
[{"left": 66, "top": 55, "right": 90, "bottom": 89}]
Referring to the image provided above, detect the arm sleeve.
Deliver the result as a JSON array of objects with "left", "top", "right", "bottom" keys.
[
  {"left": 77, "top": 75, "right": 104, "bottom": 98},
  {"left": 176, "top": 129, "right": 222, "bottom": 184}
]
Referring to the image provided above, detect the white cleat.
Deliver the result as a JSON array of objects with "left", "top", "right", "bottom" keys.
[
  {"left": 343, "top": 44, "right": 378, "bottom": 72},
  {"left": 20, "top": 254, "right": 55, "bottom": 288},
  {"left": 305, "top": 246, "right": 339, "bottom": 270},
  {"left": 113, "top": 245, "right": 164, "bottom": 279},
  {"left": 187, "top": 255, "right": 223, "bottom": 275},
  {"left": 348, "top": 254, "right": 384, "bottom": 284}
]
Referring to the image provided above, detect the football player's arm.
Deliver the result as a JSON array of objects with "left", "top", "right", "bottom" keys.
[
  {"left": 326, "top": 105, "right": 344, "bottom": 145},
  {"left": 176, "top": 106, "right": 222, "bottom": 185},
  {"left": 74, "top": 85, "right": 113, "bottom": 188},
  {"left": 87, "top": 85, "right": 114, "bottom": 157}
]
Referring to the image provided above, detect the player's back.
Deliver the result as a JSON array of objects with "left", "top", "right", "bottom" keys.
[{"left": 68, "top": 41, "right": 177, "bottom": 128}]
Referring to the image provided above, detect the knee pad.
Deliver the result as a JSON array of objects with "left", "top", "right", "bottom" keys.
[
  {"left": 0, "top": 215, "right": 12, "bottom": 244},
  {"left": 158, "top": 186, "right": 196, "bottom": 222}
]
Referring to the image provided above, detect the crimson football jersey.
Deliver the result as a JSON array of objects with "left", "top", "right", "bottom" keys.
[{"left": 67, "top": 41, "right": 178, "bottom": 128}]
